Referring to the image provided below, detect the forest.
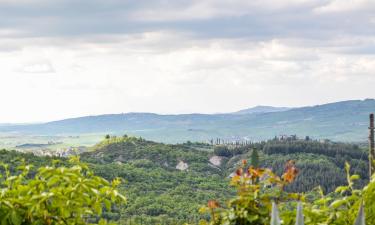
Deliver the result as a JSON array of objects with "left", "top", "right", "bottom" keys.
[{"left": 0, "top": 135, "right": 371, "bottom": 224}]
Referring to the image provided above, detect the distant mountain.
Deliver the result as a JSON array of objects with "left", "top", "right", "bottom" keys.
[
  {"left": 1, "top": 99, "right": 375, "bottom": 143},
  {"left": 233, "top": 106, "right": 291, "bottom": 114}
]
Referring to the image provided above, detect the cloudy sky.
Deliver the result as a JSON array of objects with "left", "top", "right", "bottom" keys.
[{"left": 0, "top": 0, "right": 375, "bottom": 122}]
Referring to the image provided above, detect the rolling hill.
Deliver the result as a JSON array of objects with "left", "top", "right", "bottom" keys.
[
  {"left": 1, "top": 99, "right": 374, "bottom": 143},
  {"left": 0, "top": 135, "right": 369, "bottom": 223}
]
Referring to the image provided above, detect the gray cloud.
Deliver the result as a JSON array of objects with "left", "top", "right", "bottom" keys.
[
  {"left": 0, "top": 0, "right": 374, "bottom": 41},
  {"left": 0, "top": 0, "right": 375, "bottom": 122},
  {"left": 0, "top": 0, "right": 373, "bottom": 61}
]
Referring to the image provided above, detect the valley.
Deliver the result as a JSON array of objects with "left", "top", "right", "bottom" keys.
[{"left": 0, "top": 99, "right": 374, "bottom": 152}]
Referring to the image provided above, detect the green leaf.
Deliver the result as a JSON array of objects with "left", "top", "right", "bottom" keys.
[
  {"left": 104, "top": 199, "right": 111, "bottom": 211},
  {"left": 330, "top": 199, "right": 347, "bottom": 209},
  {"left": 350, "top": 175, "right": 360, "bottom": 181},
  {"left": 10, "top": 211, "right": 21, "bottom": 225},
  {"left": 335, "top": 186, "right": 349, "bottom": 193}
]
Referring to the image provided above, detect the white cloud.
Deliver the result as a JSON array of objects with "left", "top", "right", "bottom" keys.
[
  {"left": 0, "top": 0, "right": 374, "bottom": 122},
  {"left": 128, "top": 0, "right": 328, "bottom": 22},
  {"left": 19, "top": 61, "right": 55, "bottom": 73},
  {"left": 314, "top": 0, "right": 375, "bottom": 13}
]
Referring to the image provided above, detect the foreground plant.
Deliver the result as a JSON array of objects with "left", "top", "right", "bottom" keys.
[
  {"left": 0, "top": 156, "right": 126, "bottom": 225},
  {"left": 200, "top": 160, "right": 373, "bottom": 225},
  {"left": 199, "top": 160, "right": 299, "bottom": 225}
]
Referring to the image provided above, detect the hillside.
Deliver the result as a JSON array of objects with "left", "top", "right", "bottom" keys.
[
  {"left": 0, "top": 136, "right": 369, "bottom": 223},
  {"left": 0, "top": 99, "right": 374, "bottom": 144},
  {"left": 81, "top": 136, "right": 367, "bottom": 222}
]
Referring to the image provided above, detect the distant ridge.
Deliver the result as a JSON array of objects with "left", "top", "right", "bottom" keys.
[
  {"left": 233, "top": 106, "right": 291, "bottom": 115},
  {"left": 0, "top": 99, "right": 374, "bottom": 143}
]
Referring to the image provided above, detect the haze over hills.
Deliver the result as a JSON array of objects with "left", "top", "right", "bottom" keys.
[
  {"left": 232, "top": 106, "right": 292, "bottom": 115},
  {"left": 0, "top": 99, "right": 374, "bottom": 143}
]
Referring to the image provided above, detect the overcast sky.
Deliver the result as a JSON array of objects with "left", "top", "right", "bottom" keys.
[{"left": 0, "top": 0, "right": 375, "bottom": 123}]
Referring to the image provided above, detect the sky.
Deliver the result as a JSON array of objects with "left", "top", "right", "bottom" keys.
[{"left": 0, "top": 0, "right": 375, "bottom": 123}]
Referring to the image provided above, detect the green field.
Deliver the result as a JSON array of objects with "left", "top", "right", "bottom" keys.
[{"left": 0, "top": 133, "right": 103, "bottom": 153}]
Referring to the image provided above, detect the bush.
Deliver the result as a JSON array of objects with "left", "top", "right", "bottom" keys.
[
  {"left": 213, "top": 146, "right": 232, "bottom": 157},
  {"left": 0, "top": 157, "right": 126, "bottom": 225},
  {"left": 199, "top": 161, "right": 369, "bottom": 225}
]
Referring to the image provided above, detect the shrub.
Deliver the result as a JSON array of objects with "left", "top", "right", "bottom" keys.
[
  {"left": 199, "top": 161, "right": 370, "bottom": 225},
  {"left": 213, "top": 146, "right": 232, "bottom": 157},
  {"left": 0, "top": 157, "right": 126, "bottom": 225}
]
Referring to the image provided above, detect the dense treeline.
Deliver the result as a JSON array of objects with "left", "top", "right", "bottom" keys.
[
  {"left": 263, "top": 139, "right": 364, "bottom": 159},
  {"left": 213, "top": 138, "right": 368, "bottom": 192},
  {"left": 259, "top": 153, "right": 368, "bottom": 192},
  {"left": 260, "top": 139, "right": 368, "bottom": 191},
  {"left": 214, "top": 139, "right": 364, "bottom": 159}
]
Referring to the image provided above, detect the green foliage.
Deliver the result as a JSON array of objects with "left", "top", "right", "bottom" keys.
[
  {"left": 250, "top": 149, "right": 259, "bottom": 168},
  {"left": 361, "top": 171, "right": 375, "bottom": 224},
  {"left": 225, "top": 139, "right": 368, "bottom": 193},
  {"left": 79, "top": 137, "right": 233, "bottom": 223},
  {"left": 199, "top": 160, "right": 300, "bottom": 225},
  {"left": 200, "top": 161, "right": 371, "bottom": 225},
  {"left": 69, "top": 137, "right": 371, "bottom": 223},
  {"left": 213, "top": 146, "right": 232, "bottom": 157},
  {"left": 0, "top": 156, "right": 125, "bottom": 225},
  {"left": 213, "top": 145, "right": 249, "bottom": 158},
  {"left": 263, "top": 139, "right": 363, "bottom": 159},
  {"left": 0, "top": 136, "right": 370, "bottom": 224}
]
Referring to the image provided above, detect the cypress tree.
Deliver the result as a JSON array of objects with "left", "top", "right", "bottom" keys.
[{"left": 250, "top": 149, "right": 259, "bottom": 168}]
